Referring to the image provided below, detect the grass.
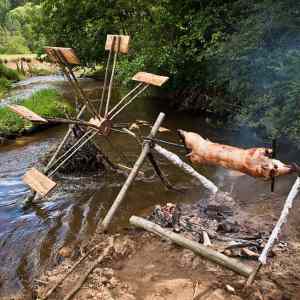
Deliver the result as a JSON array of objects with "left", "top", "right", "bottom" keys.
[
  {"left": 0, "top": 89, "right": 74, "bottom": 136},
  {"left": 0, "top": 77, "right": 12, "bottom": 98},
  {"left": 0, "top": 54, "right": 37, "bottom": 62},
  {"left": 0, "top": 63, "right": 22, "bottom": 81},
  {"left": 0, "top": 63, "right": 23, "bottom": 97}
]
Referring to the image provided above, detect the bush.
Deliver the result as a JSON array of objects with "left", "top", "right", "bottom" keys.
[{"left": 0, "top": 26, "right": 30, "bottom": 54}]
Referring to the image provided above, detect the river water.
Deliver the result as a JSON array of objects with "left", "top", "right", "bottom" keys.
[{"left": 0, "top": 75, "right": 299, "bottom": 297}]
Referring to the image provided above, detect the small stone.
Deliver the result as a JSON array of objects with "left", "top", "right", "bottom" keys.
[
  {"left": 226, "top": 284, "right": 235, "bottom": 293},
  {"left": 58, "top": 246, "right": 72, "bottom": 258},
  {"left": 179, "top": 249, "right": 195, "bottom": 267},
  {"left": 102, "top": 268, "right": 114, "bottom": 279}
]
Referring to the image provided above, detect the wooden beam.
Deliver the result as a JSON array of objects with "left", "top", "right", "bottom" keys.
[
  {"left": 23, "top": 168, "right": 57, "bottom": 197},
  {"left": 101, "top": 112, "right": 165, "bottom": 231},
  {"left": 132, "top": 72, "right": 169, "bottom": 87},
  {"left": 105, "top": 35, "right": 130, "bottom": 53},
  {"left": 8, "top": 105, "right": 48, "bottom": 123},
  {"left": 130, "top": 216, "right": 253, "bottom": 278}
]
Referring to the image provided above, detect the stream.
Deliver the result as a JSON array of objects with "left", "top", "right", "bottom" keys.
[{"left": 0, "top": 75, "right": 299, "bottom": 297}]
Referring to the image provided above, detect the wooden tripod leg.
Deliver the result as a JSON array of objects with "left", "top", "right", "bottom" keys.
[
  {"left": 147, "top": 152, "right": 177, "bottom": 191},
  {"left": 101, "top": 112, "right": 165, "bottom": 231},
  {"left": 246, "top": 262, "right": 262, "bottom": 286}
]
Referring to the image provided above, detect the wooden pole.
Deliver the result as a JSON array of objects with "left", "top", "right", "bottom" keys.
[
  {"left": 130, "top": 216, "right": 253, "bottom": 277},
  {"left": 101, "top": 112, "right": 165, "bottom": 230},
  {"left": 246, "top": 176, "right": 300, "bottom": 286},
  {"left": 154, "top": 144, "right": 218, "bottom": 194}
]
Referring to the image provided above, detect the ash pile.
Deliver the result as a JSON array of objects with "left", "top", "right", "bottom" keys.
[{"left": 148, "top": 192, "right": 287, "bottom": 259}]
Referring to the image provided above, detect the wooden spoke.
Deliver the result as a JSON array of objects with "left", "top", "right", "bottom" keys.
[
  {"left": 132, "top": 72, "right": 169, "bottom": 87},
  {"left": 8, "top": 105, "right": 48, "bottom": 123},
  {"left": 23, "top": 168, "right": 57, "bottom": 197}
]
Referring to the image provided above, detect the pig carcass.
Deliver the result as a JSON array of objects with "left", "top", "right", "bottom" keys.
[{"left": 178, "top": 130, "right": 294, "bottom": 179}]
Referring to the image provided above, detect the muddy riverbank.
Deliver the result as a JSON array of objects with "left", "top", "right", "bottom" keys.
[{"left": 0, "top": 75, "right": 300, "bottom": 299}]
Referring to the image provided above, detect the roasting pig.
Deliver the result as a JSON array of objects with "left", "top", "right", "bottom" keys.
[{"left": 178, "top": 130, "right": 294, "bottom": 179}]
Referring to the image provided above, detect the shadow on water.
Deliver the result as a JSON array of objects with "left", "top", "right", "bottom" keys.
[{"left": 0, "top": 76, "right": 299, "bottom": 297}]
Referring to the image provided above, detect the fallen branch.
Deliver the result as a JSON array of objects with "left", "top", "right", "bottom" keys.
[
  {"left": 130, "top": 216, "right": 252, "bottom": 277},
  {"left": 63, "top": 237, "right": 114, "bottom": 300},
  {"left": 42, "top": 240, "right": 105, "bottom": 299},
  {"left": 153, "top": 144, "right": 218, "bottom": 194}
]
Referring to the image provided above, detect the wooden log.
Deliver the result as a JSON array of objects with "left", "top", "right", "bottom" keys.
[
  {"left": 130, "top": 216, "right": 253, "bottom": 277},
  {"left": 154, "top": 144, "right": 218, "bottom": 194},
  {"left": 101, "top": 113, "right": 165, "bottom": 230}
]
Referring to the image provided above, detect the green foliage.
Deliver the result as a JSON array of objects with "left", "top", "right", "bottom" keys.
[
  {"left": 0, "top": 63, "right": 22, "bottom": 96},
  {"left": 6, "top": 2, "right": 46, "bottom": 52},
  {"left": 0, "top": 88, "right": 73, "bottom": 135},
  {"left": 38, "top": 0, "right": 300, "bottom": 144},
  {"left": 0, "top": 62, "right": 22, "bottom": 80},
  {"left": 0, "top": 1, "right": 45, "bottom": 54},
  {"left": 0, "top": 77, "right": 11, "bottom": 97},
  {"left": 0, "top": 26, "right": 31, "bottom": 54},
  {"left": 0, "top": 0, "right": 10, "bottom": 24}
]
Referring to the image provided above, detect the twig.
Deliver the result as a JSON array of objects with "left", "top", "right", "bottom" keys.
[
  {"left": 62, "top": 237, "right": 114, "bottom": 300},
  {"left": 193, "top": 281, "right": 199, "bottom": 299}
]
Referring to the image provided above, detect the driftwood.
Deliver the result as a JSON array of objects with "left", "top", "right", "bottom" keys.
[
  {"left": 63, "top": 237, "right": 114, "bottom": 300},
  {"left": 130, "top": 216, "right": 253, "bottom": 277},
  {"left": 179, "top": 130, "right": 294, "bottom": 179},
  {"left": 101, "top": 113, "right": 166, "bottom": 230},
  {"left": 153, "top": 144, "right": 218, "bottom": 194},
  {"left": 246, "top": 176, "right": 300, "bottom": 286}
]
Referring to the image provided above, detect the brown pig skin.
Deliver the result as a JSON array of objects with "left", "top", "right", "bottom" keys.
[{"left": 180, "top": 130, "right": 293, "bottom": 179}]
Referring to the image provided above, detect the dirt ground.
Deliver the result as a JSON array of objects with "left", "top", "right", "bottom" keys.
[{"left": 30, "top": 223, "right": 300, "bottom": 300}]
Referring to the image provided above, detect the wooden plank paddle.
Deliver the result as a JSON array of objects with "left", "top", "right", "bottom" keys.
[
  {"left": 8, "top": 105, "right": 48, "bottom": 123},
  {"left": 132, "top": 72, "right": 169, "bottom": 87},
  {"left": 44, "top": 47, "right": 80, "bottom": 65},
  {"left": 23, "top": 168, "right": 57, "bottom": 197},
  {"left": 105, "top": 35, "right": 130, "bottom": 53}
]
